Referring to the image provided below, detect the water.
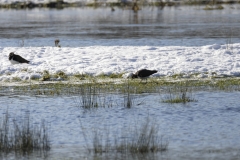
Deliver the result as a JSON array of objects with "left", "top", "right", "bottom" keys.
[
  {"left": 0, "top": 90, "right": 240, "bottom": 159},
  {"left": 1, "top": 5, "right": 240, "bottom": 47}
]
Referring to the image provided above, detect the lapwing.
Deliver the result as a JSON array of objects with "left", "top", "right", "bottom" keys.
[
  {"left": 111, "top": 7, "right": 115, "bottom": 12},
  {"left": 132, "top": 2, "right": 139, "bottom": 12},
  {"left": 9, "top": 52, "right": 30, "bottom": 64},
  {"left": 55, "top": 39, "right": 61, "bottom": 47},
  {"left": 131, "top": 69, "right": 157, "bottom": 83}
]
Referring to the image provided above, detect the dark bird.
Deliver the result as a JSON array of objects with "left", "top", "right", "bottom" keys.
[
  {"left": 111, "top": 7, "right": 115, "bottom": 12},
  {"left": 132, "top": 2, "right": 139, "bottom": 12},
  {"left": 9, "top": 52, "right": 30, "bottom": 64},
  {"left": 131, "top": 69, "right": 157, "bottom": 83},
  {"left": 55, "top": 39, "right": 61, "bottom": 47}
]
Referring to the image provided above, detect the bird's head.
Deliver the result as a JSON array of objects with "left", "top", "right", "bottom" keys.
[
  {"left": 152, "top": 70, "right": 158, "bottom": 74},
  {"left": 131, "top": 73, "right": 138, "bottom": 79},
  {"left": 55, "top": 39, "right": 60, "bottom": 46},
  {"left": 9, "top": 52, "right": 15, "bottom": 59}
]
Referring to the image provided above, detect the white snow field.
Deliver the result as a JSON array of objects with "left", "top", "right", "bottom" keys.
[{"left": 1, "top": 43, "right": 240, "bottom": 82}]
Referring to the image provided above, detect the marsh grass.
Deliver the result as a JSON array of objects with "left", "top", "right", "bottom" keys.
[
  {"left": 73, "top": 73, "right": 89, "bottom": 80},
  {"left": 11, "top": 77, "right": 22, "bottom": 82},
  {"left": 116, "top": 119, "right": 168, "bottom": 154},
  {"left": 171, "top": 73, "right": 185, "bottom": 79},
  {"left": 92, "top": 128, "right": 112, "bottom": 154},
  {"left": 91, "top": 118, "right": 168, "bottom": 156},
  {"left": 3, "top": 77, "right": 240, "bottom": 96},
  {"left": 75, "top": 84, "right": 97, "bottom": 109},
  {"left": 53, "top": 71, "right": 67, "bottom": 79},
  {"left": 123, "top": 80, "right": 135, "bottom": 108},
  {"left": 96, "top": 73, "right": 124, "bottom": 79},
  {"left": 40, "top": 70, "right": 68, "bottom": 81},
  {"left": 203, "top": 4, "right": 224, "bottom": 10},
  {"left": 162, "top": 81, "right": 197, "bottom": 103},
  {"left": 212, "top": 78, "right": 240, "bottom": 90},
  {"left": 74, "top": 83, "right": 114, "bottom": 109},
  {"left": 0, "top": 111, "right": 50, "bottom": 155},
  {"left": 41, "top": 70, "right": 51, "bottom": 81}
]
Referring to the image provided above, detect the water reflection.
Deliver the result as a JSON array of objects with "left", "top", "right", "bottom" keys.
[{"left": 0, "top": 5, "right": 240, "bottom": 47}]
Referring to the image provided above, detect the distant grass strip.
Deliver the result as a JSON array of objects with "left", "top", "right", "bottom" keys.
[{"left": 1, "top": 77, "right": 240, "bottom": 96}]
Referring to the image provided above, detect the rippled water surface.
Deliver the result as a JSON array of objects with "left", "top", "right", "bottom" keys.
[
  {"left": 0, "top": 90, "right": 240, "bottom": 159},
  {"left": 0, "top": 4, "right": 240, "bottom": 47}
]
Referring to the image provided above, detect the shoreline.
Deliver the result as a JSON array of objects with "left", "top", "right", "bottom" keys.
[
  {"left": 0, "top": 0, "right": 238, "bottom": 9},
  {"left": 1, "top": 76, "right": 239, "bottom": 87}
]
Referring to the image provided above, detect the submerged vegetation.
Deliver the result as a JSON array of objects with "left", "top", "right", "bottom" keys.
[
  {"left": 115, "top": 118, "right": 168, "bottom": 154},
  {"left": 74, "top": 83, "right": 114, "bottom": 109},
  {"left": 0, "top": 111, "right": 50, "bottom": 155},
  {"left": 162, "top": 81, "right": 197, "bottom": 103},
  {"left": 123, "top": 80, "right": 135, "bottom": 108},
  {"left": 87, "top": 117, "right": 168, "bottom": 156}
]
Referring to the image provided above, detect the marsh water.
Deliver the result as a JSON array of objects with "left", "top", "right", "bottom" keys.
[
  {"left": 0, "top": 4, "right": 240, "bottom": 47},
  {"left": 1, "top": 88, "right": 240, "bottom": 159},
  {"left": 1, "top": 4, "right": 240, "bottom": 159}
]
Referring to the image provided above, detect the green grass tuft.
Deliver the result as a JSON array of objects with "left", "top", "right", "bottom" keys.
[
  {"left": 204, "top": 5, "right": 224, "bottom": 10},
  {"left": 54, "top": 71, "right": 67, "bottom": 79},
  {"left": 41, "top": 70, "right": 51, "bottom": 81},
  {"left": 162, "top": 81, "right": 197, "bottom": 103}
]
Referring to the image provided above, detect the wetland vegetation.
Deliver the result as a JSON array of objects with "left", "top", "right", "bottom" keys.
[
  {"left": 2, "top": 75, "right": 240, "bottom": 96},
  {"left": 0, "top": 111, "right": 50, "bottom": 155},
  {"left": 1, "top": 76, "right": 240, "bottom": 159}
]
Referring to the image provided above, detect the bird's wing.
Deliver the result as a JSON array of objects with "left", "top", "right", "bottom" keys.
[{"left": 14, "top": 55, "right": 29, "bottom": 63}]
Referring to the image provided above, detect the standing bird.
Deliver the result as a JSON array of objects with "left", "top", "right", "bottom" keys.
[
  {"left": 55, "top": 39, "right": 61, "bottom": 47},
  {"left": 132, "top": 2, "right": 139, "bottom": 12},
  {"left": 131, "top": 69, "right": 157, "bottom": 83},
  {"left": 9, "top": 52, "right": 30, "bottom": 64},
  {"left": 111, "top": 6, "right": 115, "bottom": 12}
]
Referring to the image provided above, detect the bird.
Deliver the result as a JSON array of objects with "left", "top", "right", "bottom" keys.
[
  {"left": 9, "top": 52, "right": 30, "bottom": 64},
  {"left": 131, "top": 69, "right": 157, "bottom": 83},
  {"left": 55, "top": 39, "right": 61, "bottom": 47},
  {"left": 111, "top": 7, "right": 115, "bottom": 12},
  {"left": 132, "top": 2, "right": 139, "bottom": 12}
]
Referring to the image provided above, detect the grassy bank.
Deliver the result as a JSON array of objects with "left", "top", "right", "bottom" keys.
[{"left": 1, "top": 76, "right": 240, "bottom": 97}]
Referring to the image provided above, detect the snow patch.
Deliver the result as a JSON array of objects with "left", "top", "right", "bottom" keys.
[{"left": 1, "top": 44, "right": 240, "bottom": 81}]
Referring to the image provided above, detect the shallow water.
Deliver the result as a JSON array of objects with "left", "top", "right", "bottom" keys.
[
  {"left": 1, "top": 5, "right": 240, "bottom": 47},
  {"left": 1, "top": 90, "right": 240, "bottom": 159}
]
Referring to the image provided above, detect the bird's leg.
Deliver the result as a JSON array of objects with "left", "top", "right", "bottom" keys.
[
  {"left": 145, "top": 78, "right": 148, "bottom": 84},
  {"left": 139, "top": 78, "right": 147, "bottom": 84}
]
